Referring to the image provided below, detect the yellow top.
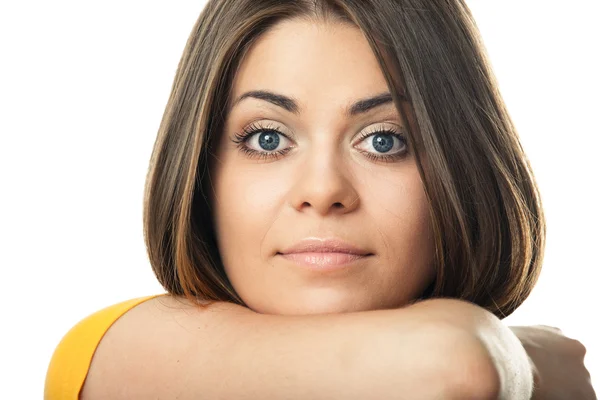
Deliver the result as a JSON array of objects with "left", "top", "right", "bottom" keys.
[{"left": 44, "top": 293, "right": 167, "bottom": 400}]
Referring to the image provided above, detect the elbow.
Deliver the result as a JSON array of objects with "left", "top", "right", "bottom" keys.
[
  {"left": 463, "top": 359, "right": 503, "bottom": 400},
  {"left": 447, "top": 342, "right": 503, "bottom": 400},
  {"left": 411, "top": 299, "right": 533, "bottom": 399},
  {"left": 448, "top": 334, "right": 533, "bottom": 400}
]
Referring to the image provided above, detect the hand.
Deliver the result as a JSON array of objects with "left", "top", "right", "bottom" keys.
[{"left": 509, "top": 325, "right": 597, "bottom": 400}]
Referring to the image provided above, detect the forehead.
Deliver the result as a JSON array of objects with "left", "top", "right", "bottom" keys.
[{"left": 229, "top": 19, "right": 392, "bottom": 112}]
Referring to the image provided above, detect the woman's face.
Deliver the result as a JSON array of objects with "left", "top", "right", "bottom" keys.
[{"left": 210, "top": 19, "right": 436, "bottom": 315}]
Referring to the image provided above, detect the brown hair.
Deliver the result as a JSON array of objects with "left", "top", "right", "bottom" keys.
[{"left": 143, "top": 0, "right": 545, "bottom": 319}]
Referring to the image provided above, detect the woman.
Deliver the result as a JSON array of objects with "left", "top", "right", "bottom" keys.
[{"left": 45, "top": 0, "right": 595, "bottom": 399}]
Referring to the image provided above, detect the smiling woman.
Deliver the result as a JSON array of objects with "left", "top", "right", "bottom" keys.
[{"left": 45, "top": 0, "right": 557, "bottom": 399}]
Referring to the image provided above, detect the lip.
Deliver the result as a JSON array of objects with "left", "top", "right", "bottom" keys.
[
  {"left": 277, "top": 237, "right": 373, "bottom": 272},
  {"left": 279, "top": 237, "right": 371, "bottom": 255}
]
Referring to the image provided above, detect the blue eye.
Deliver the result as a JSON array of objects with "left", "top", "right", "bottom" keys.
[
  {"left": 231, "top": 122, "right": 409, "bottom": 162},
  {"left": 257, "top": 131, "right": 281, "bottom": 151},
  {"left": 373, "top": 135, "right": 394, "bottom": 152},
  {"left": 354, "top": 128, "right": 408, "bottom": 161},
  {"left": 231, "top": 122, "right": 294, "bottom": 161}
]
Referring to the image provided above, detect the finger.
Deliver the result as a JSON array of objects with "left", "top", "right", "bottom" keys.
[
  {"left": 569, "top": 339, "right": 588, "bottom": 357},
  {"left": 538, "top": 324, "right": 562, "bottom": 333}
]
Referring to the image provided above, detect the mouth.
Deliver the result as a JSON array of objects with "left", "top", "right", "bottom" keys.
[
  {"left": 277, "top": 237, "right": 373, "bottom": 272},
  {"left": 276, "top": 251, "right": 373, "bottom": 272}
]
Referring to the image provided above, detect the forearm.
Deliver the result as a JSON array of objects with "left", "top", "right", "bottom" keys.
[
  {"left": 239, "top": 299, "right": 534, "bottom": 399},
  {"left": 229, "top": 304, "right": 488, "bottom": 400},
  {"left": 244, "top": 299, "right": 535, "bottom": 399},
  {"left": 80, "top": 295, "right": 526, "bottom": 400}
]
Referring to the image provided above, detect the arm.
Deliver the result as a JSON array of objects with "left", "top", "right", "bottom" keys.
[
  {"left": 405, "top": 298, "right": 536, "bottom": 400},
  {"left": 80, "top": 295, "right": 513, "bottom": 400}
]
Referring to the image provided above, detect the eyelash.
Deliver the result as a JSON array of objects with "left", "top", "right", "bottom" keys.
[{"left": 231, "top": 121, "right": 409, "bottom": 163}]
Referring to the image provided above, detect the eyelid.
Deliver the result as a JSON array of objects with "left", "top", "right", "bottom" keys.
[
  {"left": 351, "top": 122, "right": 405, "bottom": 144},
  {"left": 241, "top": 120, "right": 294, "bottom": 140},
  {"left": 247, "top": 127, "right": 293, "bottom": 149},
  {"left": 236, "top": 119, "right": 403, "bottom": 141}
]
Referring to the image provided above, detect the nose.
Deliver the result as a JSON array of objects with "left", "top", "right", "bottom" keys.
[{"left": 288, "top": 151, "right": 360, "bottom": 216}]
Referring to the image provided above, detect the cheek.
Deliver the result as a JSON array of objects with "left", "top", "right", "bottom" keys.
[
  {"left": 363, "top": 168, "right": 434, "bottom": 266},
  {"left": 212, "top": 160, "right": 290, "bottom": 261}
]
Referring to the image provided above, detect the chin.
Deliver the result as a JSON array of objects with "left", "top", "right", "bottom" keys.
[{"left": 253, "top": 290, "right": 381, "bottom": 316}]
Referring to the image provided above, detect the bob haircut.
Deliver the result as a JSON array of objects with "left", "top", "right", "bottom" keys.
[{"left": 143, "top": 0, "right": 546, "bottom": 319}]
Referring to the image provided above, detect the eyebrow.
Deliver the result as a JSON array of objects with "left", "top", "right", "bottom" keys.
[{"left": 231, "top": 90, "right": 403, "bottom": 116}]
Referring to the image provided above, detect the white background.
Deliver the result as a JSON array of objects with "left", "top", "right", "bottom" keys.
[{"left": 1, "top": 1, "right": 598, "bottom": 398}]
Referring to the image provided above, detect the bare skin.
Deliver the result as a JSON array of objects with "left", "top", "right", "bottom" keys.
[
  {"left": 79, "top": 294, "right": 517, "bottom": 399},
  {"left": 211, "top": 19, "right": 435, "bottom": 316}
]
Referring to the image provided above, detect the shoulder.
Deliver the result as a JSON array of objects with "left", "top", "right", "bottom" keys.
[
  {"left": 78, "top": 294, "right": 253, "bottom": 399},
  {"left": 44, "top": 294, "right": 167, "bottom": 400}
]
